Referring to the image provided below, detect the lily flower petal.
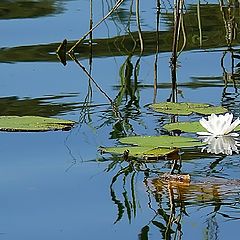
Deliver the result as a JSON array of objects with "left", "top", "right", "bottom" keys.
[
  {"left": 197, "top": 113, "right": 240, "bottom": 137},
  {"left": 199, "top": 118, "right": 215, "bottom": 134},
  {"left": 224, "top": 117, "right": 240, "bottom": 135},
  {"left": 196, "top": 131, "right": 214, "bottom": 136},
  {"left": 220, "top": 113, "right": 233, "bottom": 134}
]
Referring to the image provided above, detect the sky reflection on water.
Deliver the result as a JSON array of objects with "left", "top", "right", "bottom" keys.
[{"left": 0, "top": 0, "right": 240, "bottom": 239}]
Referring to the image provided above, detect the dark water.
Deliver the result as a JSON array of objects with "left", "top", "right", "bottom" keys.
[{"left": 1, "top": 0, "right": 240, "bottom": 239}]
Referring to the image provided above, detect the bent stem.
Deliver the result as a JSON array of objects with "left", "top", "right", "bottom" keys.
[
  {"left": 68, "top": 0, "right": 125, "bottom": 53},
  {"left": 69, "top": 53, "right": 113, "bottom": 104}
]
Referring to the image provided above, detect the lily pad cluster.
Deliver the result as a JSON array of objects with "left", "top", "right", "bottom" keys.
[
  {"left": 0, "top": 116, "right": 75, "bottom": 132},
  {"left": 101, "top": 135, "right": 205, "bottom": 160},
  {"left": 102, "top": 102, "right": 235, "bottom": 160},
  {"left": 149, "top": 102, "right": 227, "bottom": 115}
]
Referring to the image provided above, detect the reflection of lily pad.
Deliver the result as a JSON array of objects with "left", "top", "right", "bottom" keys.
[
  {"left": 149, "top": 102, "right": 227, "bottom": 115},
  {"left": 100, "top": 146, "right": 176, "bottom": 158},
  {"left": 164, "top": 121, "right": 240, "bottom": 133},
  {"left": 119, "top": 135, "right": 205, "bottom": 148},
  {"left": 0, "top": 116, "right": 75, "bottom": 132}
]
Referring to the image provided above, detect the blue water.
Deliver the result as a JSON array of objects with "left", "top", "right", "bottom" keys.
[{"left": 0, "top": 0, "right": 240, "bottom": 239}]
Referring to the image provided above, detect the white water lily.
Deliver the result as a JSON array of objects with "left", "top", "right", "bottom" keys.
[
  {"left": 197, "top": 113, "right": 240, "bottom": 137},
  {"left": 199, "top": 135, "right": 240, "bottom": 155}
]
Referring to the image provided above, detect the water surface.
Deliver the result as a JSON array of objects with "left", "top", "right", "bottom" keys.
[{"left": 0, "top": 0, "right": 240, "bottom": 239}]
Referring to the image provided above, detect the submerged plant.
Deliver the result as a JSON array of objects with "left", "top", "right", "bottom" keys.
[{"left": 197, "top": 113, "right": 240, "bottom": 137}]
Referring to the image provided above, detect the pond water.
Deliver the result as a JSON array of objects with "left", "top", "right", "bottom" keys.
[{"left": 1, "top": 0, "right": 240, "bottom": 239}]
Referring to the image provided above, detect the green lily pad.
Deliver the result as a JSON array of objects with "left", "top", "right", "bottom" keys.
[
  {"left": 100, "top": 146, "right": 176, "bottom": 158},
  {"left": 119, "top": 135, "right": 205, "bottom": 148},
  {"left": 149, "top": 102, "right": 227, "bottom": 115},
  {"left": 164, "top": 121, "right": 240, "bottom": 133},
  {"left": 194, "top": 106, "right": 228, "bottom": 115},
  {"left": 164, "top": 122, "right": 205, "bottom": 133},
  {"left": 101, "top": 135, "right": 205, "bottom": 160},
  {"left": 0, "top": 116, "right": 75, "bottom": 132}
]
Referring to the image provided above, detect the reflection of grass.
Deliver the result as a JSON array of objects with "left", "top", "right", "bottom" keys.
[
  {"left": 0, "top": 0, "right": 63, "bottom": 19},
  {"left": 3, "top": 3, "right": 240, "bottom": 63},
  {"left": 101, "top": 145, "right": 240, "bottom": 238},
  {"left": 0, "top": 94, "right": 81, "bottom": 117},
  {"left": 107, "top": 159, "right": 143, "bottom": 223}
]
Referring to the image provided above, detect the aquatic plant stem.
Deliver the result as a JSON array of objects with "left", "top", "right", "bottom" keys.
[
  {"left": 133, "top": 0, "right": 144, "bottom": 97},
  {"left": 170, "top": 0, "right": 184, "bottom": 102},
  {"left": 89, "top": 0, "right": 93, "bottom": 68},
  {"left": 69, "top": 53, "right": 125, "bottom": 125},
  {"left": 178, "top": 10, "right": 186, "bottom": 56},
  {"left": 136, "top": 0, "right": 144, "bottom": 54},
  {"left": 153, "top": 0, "right": 161, "bottom": 103},
  {"left": 69, "top": 53, "right": 113, "bottom": 105},
  {"left": 68, "top": 0, "right": 125, "bottom": 54},
  {"left": 197, "top": 0, "right": 203, "bottom": 47},
  {"left": 79, "top": 0, "right": 94, "bottom": 124}
]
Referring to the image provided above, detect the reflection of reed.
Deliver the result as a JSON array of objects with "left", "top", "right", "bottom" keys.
[
  {"left": 115, "top": 56, "right": 140, "bottom": 109},
  {"left": 197, "top": 0, "right": 203, "bottom": 47},
  {"left": 151, "top": 176, "right": 240, "bottom": 214},
  {"left": 68, "top": 0, "right": 125, "bottom": 53},
  {"left": 219, "top": 0, "right": 238, "bottom": 48},
  {"left": 143, "top": 175, "right": 240, "bottom": 238},
  {"left": 153, "top": 0, "right": 161, "bottom": 103},
  {"left": 219, "top": 0, "right": 240, "bottom": 92},
  {"left": 145, "top": 177, "right": 187, "bottom": 239},
  {"left": 69, "top": 54, "right": 113, "bottom": 105},
  {"left": 170, "top": 0, "right": 185, "bottom": 103},
  {"left": 81, "top": 0, "right": 94, "bottom": 123},
  {"left": 107, "top": 159, "right": 145, "bottom": 224}
]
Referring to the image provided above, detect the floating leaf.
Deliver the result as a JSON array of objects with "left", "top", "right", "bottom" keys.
[
  {"left": 143, "top": 147, "right": 178, "bottom": 156},
  {"left": 164, "top": 121, "right": 205, "bottom": 133},
  {"left": 101, "top": 135, "right": 205, "bottom": 160},
  {"left": 119, "top": 135, "right": 205, "bottom": 148},
  {"left": 0, "top": 116, "right": 75, "bottom": 132},
  {"left": 101, "top": 146, "right": 152, "bottom": 156},
  {"left": 164, "top": 121, "right": 240, "bottom": 133},
  {"left": 194, "top": 106, "right": 228, "bottom": 115},
  {"left": 100, "top": 146, "right": 176, "bottom": 158},
  {"left": 149, "top": 102, "right": 227, "bottom": 115}
]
